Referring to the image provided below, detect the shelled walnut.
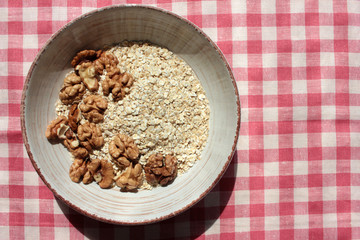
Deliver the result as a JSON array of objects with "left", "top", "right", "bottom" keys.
[
  {"left": 71, "top": 147, "right": 89, "bottom": 159},
  {"left": 116, "top": 163, "right": 143, "bottom": 191},
  {"left": 144, "top": 153, "right": 178, "bottom": 186},
  {"left": 69, "top": 158, "right": 87, "bottom": 183},
  {"left": 62, "top": 127, "right": 89, "bottom": 159},
  {"left": 45, "top": 115, "right": 88, "bottom": 158},
  {"left": 59, "top": 73, "right": 86, "bottom": 104},
  {"left": 109, "top": 134, "right": 139, "bottom": 169},
  {"left": 68, "top": 104, "right": 81, "bottom": 132},
  {"left": 77, "top": 122, "right": 104, "bottom": 152},
  {"left": 82, "top": 159, "right": 99, "bottom": 184},
  {"left": 71, "top": 49, "right": 102, "bottom": 67},
  {"left": 76, "top": 62, "right": 99, "bottom": 91},
  {"left": 83, "top": 159, "right": 114, "bottom": 189},
  {"left": 93, "top": 52, "right": 119, "bottom": 74},
  {"left": 45, "top": 116, "right": 68, "bottom": 140},
  {"left": 102, "top": 72, "right": 134, "bottom": 101},
  {"left": 79, "top": 95, "right": 108, "bottom": 123}
]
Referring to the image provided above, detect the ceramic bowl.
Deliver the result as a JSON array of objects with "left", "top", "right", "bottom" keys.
[{"left": 21, "top": 5, "right": 240, "bottom": 224}]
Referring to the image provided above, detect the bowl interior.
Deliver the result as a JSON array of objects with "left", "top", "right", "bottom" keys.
[{"left": 23, "top": 6, "right": 239, "bottom": 224}]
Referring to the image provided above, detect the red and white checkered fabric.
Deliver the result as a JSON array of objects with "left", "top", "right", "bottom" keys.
[{"left": 1, "top": 0, "right": 360, "bottom": 239}]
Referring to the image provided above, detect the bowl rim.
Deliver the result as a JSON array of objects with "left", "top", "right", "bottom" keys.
[{"left": 20, "top": 4, "right": 241, "bottom": 225}]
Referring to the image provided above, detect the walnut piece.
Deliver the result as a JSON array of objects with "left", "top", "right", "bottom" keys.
[
  {"left": 93, "top": 52, "right": 119, "bottom": 75},
  {"left": 83, "top": 159, "right": 114, "bottom": 189},
  {"left": 83, "top": 158, "right": 100, "bottom": 184},
  {"left": 68, "top": 104, "right": 81, "bottom": 132},
  {"left": 71, "top": 49, "right": 102, "bottom": 67},
  {"left": 59, "top": 73, "right": 86, "bottom": 105},
  {"left": 109, "top": 134, "right": 139, "bottom": 168},
  {"left": 144, "top": 153, "right": 178, "bottom": 186},
  {"left": 98, "top": 159, "right": 115, "bottom": 188},
  {"left": 102, "top": 72, "right": 134, "bottom": 101},
  {"left": 69, "top": 158, "right": 113, "bottom": 188},
  {"left": 62, "top": 127, "right": 89, "bottom": 158},
  {"left": 79, "top": 95, "right": 108, "bottom": 123},
  {"left": 116, "top": 163, "right": 143, "bottom": 191},
  {"left": 45, "top": 116, "right": 68, "bottom": 140},
  {"left": 62, "top": 127, "right": 79, "bottom": 149},
  {"left": 46, "top": 115, "right": 88, "bottom": 158},
  {"left": 77, "top": 122, "right": 104, "bottom": 152},
  {"left": 69, "top": 158, "right": 87, "bottom": 183},
  {"left": 72, "top": 147, "right": 89, "bottom": 159},
  {"left": 76, "top": 62, "right": 99, "bottom": 91}
]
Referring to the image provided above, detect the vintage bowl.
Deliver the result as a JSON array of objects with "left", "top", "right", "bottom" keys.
[{"left": 21, "top": 5, "right": 240, "bottom": 224}]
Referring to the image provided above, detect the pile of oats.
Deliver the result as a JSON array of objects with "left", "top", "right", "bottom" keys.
[{"left": 56, "top": 41, "right": 210, "bottom": 190}]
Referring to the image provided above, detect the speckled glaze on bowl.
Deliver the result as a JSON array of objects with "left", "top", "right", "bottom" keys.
[{"left": 21, "top": 5, "right": 240, "bottom": 225}]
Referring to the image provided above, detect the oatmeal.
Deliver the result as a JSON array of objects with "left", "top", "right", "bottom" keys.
[{"left": 48, "top": 41, "right": 210, "bottom": 191}]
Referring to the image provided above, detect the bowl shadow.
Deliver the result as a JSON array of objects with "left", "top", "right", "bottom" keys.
[{"left": 56, "top": 151, "right": 238, "bottom": 239}]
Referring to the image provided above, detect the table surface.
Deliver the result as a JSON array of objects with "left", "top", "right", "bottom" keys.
[{"left": 1, "top": 0, "right": 360, "bottom": 239}]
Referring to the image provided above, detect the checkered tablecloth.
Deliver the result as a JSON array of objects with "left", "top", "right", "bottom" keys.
[{"left": 1, "top": 0, "right": 360, "bottom": 239}]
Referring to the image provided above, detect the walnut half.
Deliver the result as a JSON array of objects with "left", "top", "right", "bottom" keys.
[
  {"left": 69, "top": 158, "right": 87, "bottom": 183},
  {"left": 144, "top": 153, "right": 178, "bottom": 186},
  {"left": 85, "top": 159, "right": 114, "bottom": 189},
  {"left": 76, "top": 62, "right": 99, "bottom": 92},
  {"left": 68, "top": 104, "right": 81, "bottom": 132},
  {"left": 109, "top": 134, "right": 139, "bottom": 169},
  {"left": 116, "top": 163, "right": 143, "bottom": 191},
  {"left": 69, "top": 158, "right": 114, "bottom": 188},
  {"left": 45, "top": 115, "right": 88, "bottom": 158},
  {"left": 93, "top": 52, "right": 119, "bottom": 75},
  {"left": 71, "top": 49, "right": 102, "bottom": 68},
  {"left": 62, "top": 127, "right": 89, "bottom": 159},
  {"left": 45, "top": 116, "right": 68, "bottom": 140},
  {"left": 77, "top": 122, "right": 104, "bottom": 152},
  {"left": 79, "top": 95, "right": 108, "bottom": 123},
  {"left": 102, "top": 72, "right": 134, "bottom": 101},
  {"left": 59, "top": 73, "right": 86, "bottom": 105}
]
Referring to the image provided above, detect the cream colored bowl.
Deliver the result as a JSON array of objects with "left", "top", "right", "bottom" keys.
[{"left": 21, "top": 5, "right": 240, "bottom": 224}]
